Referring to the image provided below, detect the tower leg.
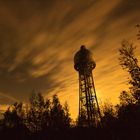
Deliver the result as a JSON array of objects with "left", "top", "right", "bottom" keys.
[{"left": 78, "top": 71, "right": 101, "bottom": 127}]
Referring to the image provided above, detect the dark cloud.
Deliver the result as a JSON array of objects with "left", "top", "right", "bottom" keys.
[{"left": 111, "top": 0, "right": 140, "bottom": 18}]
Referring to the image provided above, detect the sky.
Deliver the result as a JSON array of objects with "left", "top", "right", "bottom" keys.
[{"left": 0, "top": 0, "right": 140, "bottom": 119}]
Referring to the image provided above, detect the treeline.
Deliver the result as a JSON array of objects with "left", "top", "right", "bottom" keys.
[{"left": 0, "top": 92, "right": 72, "bottom": 138}]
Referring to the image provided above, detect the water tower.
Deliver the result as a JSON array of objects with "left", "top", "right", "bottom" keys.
[{"left": 74, "top": 45, "right": 101, "bottom": 127}]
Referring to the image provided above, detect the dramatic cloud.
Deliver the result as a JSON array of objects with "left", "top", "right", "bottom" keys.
[{"left": 0, "top": 0, "right": 140, "bottom": 119}]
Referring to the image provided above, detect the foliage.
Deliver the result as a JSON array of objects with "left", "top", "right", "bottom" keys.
[
  {"left": 50, "top": 95, "right": 71, "bottom": 129},
  {"left": 119, "top": 40, "right": 140, "bottom": 106},
  {"left": 0, "top": 92, "right": 71, "bottom": 136},
  {"left": 2, "top": 102, "right": 24, "bottom": 129},
  {"left": 101, "top": 101, "right": 117, "bottom": 128},
  {"left": 117, "top": 40, "right": 140, "bottom": 139},
  {"left": 26, "top": 91, "right": 45, "bottom": 132},
  {"left": 119, "top": 91, "right": 135, "bottom": 105}
]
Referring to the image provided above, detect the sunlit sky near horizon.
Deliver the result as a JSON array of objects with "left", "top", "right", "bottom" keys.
[{"left": 0, "top": 0, "right": 140, "bottom": 119}]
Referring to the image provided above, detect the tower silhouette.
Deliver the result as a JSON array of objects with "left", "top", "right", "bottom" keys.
[{"left": 74, "top": 45, "right": 101, "bottom": 127}]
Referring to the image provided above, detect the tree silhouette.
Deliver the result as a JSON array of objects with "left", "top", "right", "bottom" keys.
[
  {"left": 63, "top": 102, "right": 71, "bottom": 128},
  {"left": 117, "top": 41, "right": 140, "bottom": 140},
  {"left": 3, "top": 102, "right": 24, "bottom": 129},
  {"left": 101, "top": 102, "right": 116, "bottom": 129},
  {"left": 119, "top": 91, "right": 134, "bottom": 106},
  {"left": 50, "top": 95, "right": 71, "bottom": 129},
  {"left": 41, "top": 98, "right": 51, "bottom": 129},
  {"left": 119, "top": 40, "right": 140, "bottom": 103},
  {"left": 26, "top": 91, "right": 45, "bottom": 132}
]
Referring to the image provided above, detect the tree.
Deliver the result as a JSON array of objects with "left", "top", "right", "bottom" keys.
[
  {"left": 119, "top": 40, "right": 140, "bottom": 103},
  {"left": 42, "top": 98, "right": 51, "bottom": 129},
  {"left": 63, "top": 102, "right": 71, "bottom": 128},
  {"left": 119, "top": 91, "right": 134, "bottom": 106},
  {"left": 3, "top": 102, "right": 24, "bottom": 129},
  {"left": 50, "top": 95, "right": 71, "bottom": 129},
  {"left": 101, "top": 102, "right": 116, "bottom": 129},
  {"left": 118, "top": 40, "right": 140, "bottom": 137},
  {"left": 26, "top": 91, "right": 45, "bottom": 132}
]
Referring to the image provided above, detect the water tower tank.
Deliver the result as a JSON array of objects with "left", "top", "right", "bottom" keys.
[{"left": 74, "top": 45, "right": 96, "bottom": 72}]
